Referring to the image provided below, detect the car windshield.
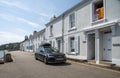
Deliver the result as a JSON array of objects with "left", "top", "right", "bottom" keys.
[
  {"left": 44, "top": 47, "right": 59, "bottom": 53},
  {"left": 0, "top": 51, "right": 4, "bottom": 58}
]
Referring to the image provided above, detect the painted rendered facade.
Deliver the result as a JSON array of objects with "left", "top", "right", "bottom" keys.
[
  {"left": 45, "top": 16, "right": 63, "bottom": 53},
  {"left": 20, "top": 29, "right": 45, "bottom": 52},
  {"left": 45, "top": 0, "right": 120, "bottom": 65},
  {"left": 20, "top": 0, "right": 120, "bottom": 65}
]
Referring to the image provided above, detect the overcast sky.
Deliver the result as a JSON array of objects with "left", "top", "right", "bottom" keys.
[{"left": 0, "top": 0, "right": 81, "bottom": 45}]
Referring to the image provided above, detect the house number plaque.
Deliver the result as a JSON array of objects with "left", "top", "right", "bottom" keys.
[{"left": 113, "top": 44, "right": 120, "bottom": 47}]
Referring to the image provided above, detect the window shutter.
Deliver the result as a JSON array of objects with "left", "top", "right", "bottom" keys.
[
  {"left": 75, "top": 36, "right": 80, "bottom": 54},
  {"left": 66, "top": 37, "right": 69, "bottom": 53},
  {"left": 60, "top": 40, "right": 62, "bottom": 53}
]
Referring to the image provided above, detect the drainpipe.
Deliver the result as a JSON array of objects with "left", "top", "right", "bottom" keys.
[
  {"left": 104, "top": 0, "right": 106, "bottom": 23},
  {"left": 62, "top": 14, "right": 65, "bottom": 53}
]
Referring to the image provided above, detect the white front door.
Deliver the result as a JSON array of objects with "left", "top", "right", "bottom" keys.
[{"left": 103, "top": 32, "right": 112, "bottom": 61}]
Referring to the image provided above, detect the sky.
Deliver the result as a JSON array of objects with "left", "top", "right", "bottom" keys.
[{"left": 0, "top": 0, "right": 81, "bottom": 45}]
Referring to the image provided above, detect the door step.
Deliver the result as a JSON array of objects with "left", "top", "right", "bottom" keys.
[
  {"left": 87, "top": 60, "right": 120, "bottom": 71},
  {"left": 87, "top": 60, "right": 112, "bottom": 66},
  {"left": 68, "top": 59, "right": 120, "bottom": 71},
  {"left": 100, "top": 61, "right": 112, "bottom": 66}
]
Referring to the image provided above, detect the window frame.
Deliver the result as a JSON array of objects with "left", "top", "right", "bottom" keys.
[
  {"left": 92, "top": 0, "right": 106, "bottom": 23},
  {"left": 50, "top": 25, "right": 53, "bottom": 36},
  {"left": 69, "top": 13, "right": 76, "bottom": 29},
  {"left": 69, "top": 37, "right": 75, "bottom": 52}
]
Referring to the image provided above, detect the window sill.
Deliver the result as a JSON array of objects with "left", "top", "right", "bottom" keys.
[
  {"left": 67, "top": 52, "right": 76, "bottom": 55},
  {"left": 68, "top": 27, "right": 77, "bottom": 32},
  {"left": 92, "top": 18, "right": 107, "bottom": 25}
]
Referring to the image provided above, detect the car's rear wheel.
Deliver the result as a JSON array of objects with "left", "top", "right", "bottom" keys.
[
  {"left": 2, "top": 61, "right": 5, "bottom": 64},
  {"left": 35, "top": 55, "right": 38, "bottom": 60},
  {"left": 35, "top": 57, "right": 38, "bottom": 60}
]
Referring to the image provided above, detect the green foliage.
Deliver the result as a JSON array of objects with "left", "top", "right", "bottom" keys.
[{"left": 0, "top": 42, "right": 20, "bottom": 51}]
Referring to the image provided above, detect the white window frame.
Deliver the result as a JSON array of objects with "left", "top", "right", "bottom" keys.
[
  {"left": 69, "top": 37, "right": 75, "bottom": 52},
  {"left": 50, "top": 25, "right": 53, "bottom": 36},
  {"left": 69, "top": 13, "right": 76, "bottom": 29},
  {"left": 91, "top": 0, "right": 106, "bottom": 23}
]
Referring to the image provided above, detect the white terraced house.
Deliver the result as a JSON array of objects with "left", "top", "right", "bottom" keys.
[
  {"left": 45, "top": 16, "right": 63, "bottom": 53},
  {"left": 45, "top": 0, "right": 120, "bottom": 65},
  {"left": 32, "top": 29, "right": 46, "bottom": 52},
  {"left": 20, "top": 29, "right": 46, "bottom": 52},
  {"left": 20, "top": 36, "right": 29, "bottom": 52}
]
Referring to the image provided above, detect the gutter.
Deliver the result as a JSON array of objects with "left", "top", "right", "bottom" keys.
[
  {"left": 78, "top": 19, "right": 120, "bottom": 32},
  {"left": 63, "top": 18, "right": 120, "bottom": 36}
]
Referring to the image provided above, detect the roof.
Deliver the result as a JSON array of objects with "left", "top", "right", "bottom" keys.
[
  {"left": 46, "top": 0, "right": 89, "bottom": 26},
  {"left": 33, "top": 28, "right": 45, "bottom": 38},
  {"left": 37, "top": 29, "right": 45, "bottom": 36}
]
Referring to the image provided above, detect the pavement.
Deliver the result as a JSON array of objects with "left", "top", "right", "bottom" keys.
[
  {"left": 67, "top": 58, "right": 120, "bottom": 71},
  {"left": 0, "top": 51, "right": 120, "bottom": 78}
]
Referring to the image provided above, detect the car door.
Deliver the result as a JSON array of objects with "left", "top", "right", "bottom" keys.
[
  {"left": 35, "top": 48, "right": 40, "bottom": 59},
  {"left": 39, "top": 47, "right": 45, "bottom": 61}
]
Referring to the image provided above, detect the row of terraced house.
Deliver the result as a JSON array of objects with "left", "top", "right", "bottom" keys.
[{"left": 20, "top": 0, "right": 120, "bottom": 65}]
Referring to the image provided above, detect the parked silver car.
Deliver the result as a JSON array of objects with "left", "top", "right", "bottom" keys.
[{"left": 0, "top": 50, "right": 5, "bottom": 64}]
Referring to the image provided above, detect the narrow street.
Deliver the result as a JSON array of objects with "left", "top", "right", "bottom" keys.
[{"left": 0, "top": 51, "right": 120, "bottom": 78}]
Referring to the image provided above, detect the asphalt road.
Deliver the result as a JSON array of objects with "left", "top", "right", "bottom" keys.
[{"left": 0, "top": 51, "right": 120, "bottom": 78}]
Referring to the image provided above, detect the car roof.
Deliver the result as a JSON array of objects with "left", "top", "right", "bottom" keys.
[{"left": 40, "top": 43, "right": 51, "bottom": 47}]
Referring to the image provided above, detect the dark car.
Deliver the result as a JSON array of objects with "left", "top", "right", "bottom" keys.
[
  {"left": 0, "top": 50, "right": 5, "bottom": 64},
  {"left": 35, "top": 43, "right": 66, "bottom": 64}
]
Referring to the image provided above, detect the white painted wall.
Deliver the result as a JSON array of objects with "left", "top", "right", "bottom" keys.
[
  {"left": 112, "top": 24, "right": 120, "bottom": 65},
  {"left": 106, "top": 0, "right": 120, "bottom": 21},
  {"left": 45, "top": 17, "right": 63, "bottom": 50}
]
